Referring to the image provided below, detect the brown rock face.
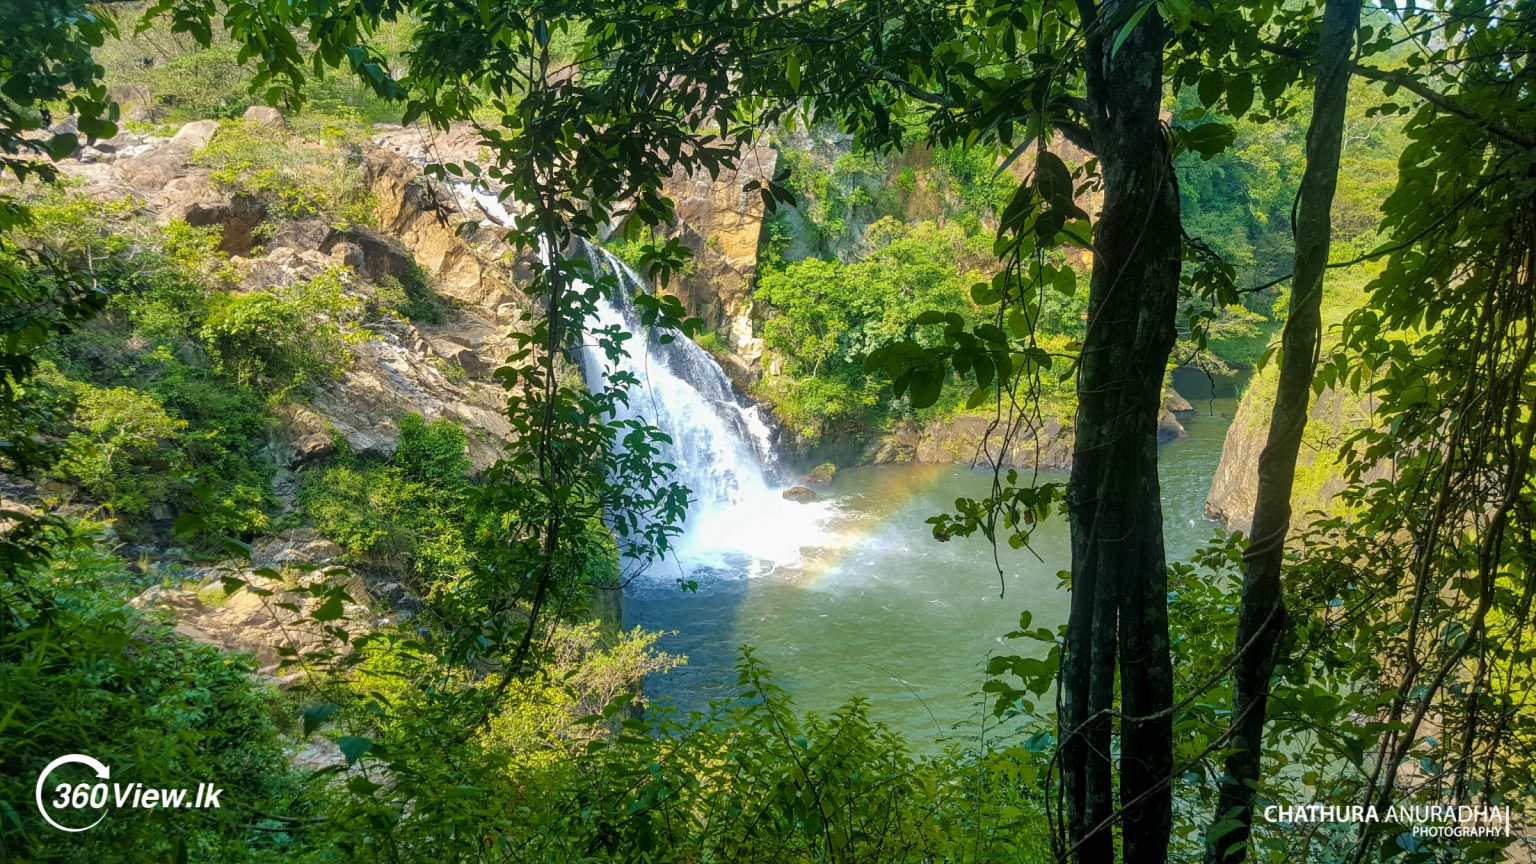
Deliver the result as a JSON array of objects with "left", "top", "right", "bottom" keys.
[
  {"left": 1205, "top": 379, "right": 1386, "bottom": 534},
  {"left": 868, "top": 415, "right": 1076, "bottom": 470},
  {"left": 1156, "top": 407, "right": 1188, "bottom": 442},
  {"left": 155, "top": 177, "right": 267, "bottom": 254},
  {"left": 241, "top": 105, "right": 289, "bottom": 132},
  {"left": 361, "top": 147, "right": 527, "bottom": 316},
  {"left": 650, "top": 142, "right": 778, "bottom": 373}
]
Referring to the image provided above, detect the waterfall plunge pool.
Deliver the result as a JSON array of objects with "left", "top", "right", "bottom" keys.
[
  {"left": 625, "top": 368, "right": 1247, "bottom": 747},
  {"left": 457, "top": 187, "right": 1248, "bottom": 746}
]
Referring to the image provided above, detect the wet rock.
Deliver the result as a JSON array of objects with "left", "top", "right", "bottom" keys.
[
  {"left": 1157, "top": 407, "right": 1188, "bottom": 442},
  {"left": 782, "top": 485, "right": 817, "bottom": 503},
  {"left": 1164, "top": 387, "right": 1195, "bottom": 414},
  {"left": 805, "top": 462, "right": 837, "bottom": 484}
]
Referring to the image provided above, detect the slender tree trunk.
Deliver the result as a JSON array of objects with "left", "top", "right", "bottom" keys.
[
  {"left": 1061, "top": 2, "right": 1181, "bottom": 860},
  {"left": 1203, "top": 3, "right": 1359, "bottom": 862}
]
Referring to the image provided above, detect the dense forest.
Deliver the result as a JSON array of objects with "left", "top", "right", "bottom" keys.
[{"left": 1, "top": 0, "right": 1532, "bottom": 862}]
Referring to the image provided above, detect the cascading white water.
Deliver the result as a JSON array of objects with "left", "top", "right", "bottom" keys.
[
  {"left": 466, "top": 186, "right": 833, "bottom": 573},
  {"left": 575, "top": 243, "right": 784, "bottom": 509}
]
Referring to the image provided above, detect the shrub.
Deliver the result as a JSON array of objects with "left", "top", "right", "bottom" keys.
[
  {"left": 55, "top": 380, "right": 187, "bottom": 516},
  {"left": 0, "top": 542, "right": 300, "bottom": 862},
  {"left": 300, "top": 414, "right": 475, "bottom": 590},
  {"left": 194, "top": 120, "right": 374, "bottom": 225},
  {"left": 372, "top": 262, "right": 448, "bottom": 325},
  {"left": 200, "top": 266, "right": 367, "bottom": 393}
]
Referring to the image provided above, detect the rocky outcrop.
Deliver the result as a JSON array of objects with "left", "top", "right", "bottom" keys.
[
  {"left": 857, "top": 385, "right": 1190, "bottom": 472},
  {"left": 50, "top": 115, "right": 533, "bottom": 483},
  {"left": 370, "top": 122, "right": 777, "bottom": 377},
  {"left": 157, "top": 176, "right": 267, "bottom": 253},
  {"left": 132, "top": 530, "right": 370, "bottom": 680},
  {"left": 868, "top": 414, "right": 1077, "bottom": 470},
  {"left": 1205, "top": 377, "right": 1384, "bottom": 534},
  {"left": 781, "top": 485, "right": 817, "bottom": 503},
  {"left": 650, "top": 141, "right": 778, "bottom": 372},
  {"left": 1157, "top": 407, "right": 1188, "bottom": 442},
  {"left": 360, "top": 146, "right": 529, "bottom": 318}
]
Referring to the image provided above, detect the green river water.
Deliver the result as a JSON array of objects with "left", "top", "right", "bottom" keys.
[{"left": 626, "top": 369, "right": 1247, "bottom": 746}]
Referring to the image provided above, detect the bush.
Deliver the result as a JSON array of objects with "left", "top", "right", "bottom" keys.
[
  {"left": 372, "top": 262, "right": 449, "bottom": 325},
  {"left": 0, "top": 541, "right": 302, "bottom": 863},
  {"left": 54, "top": 379, "right": 187, "bottom": 516},
  {"left": 300, "top": 415, "right": 475, "bottom": 590},
  {"left": 200, "top": 266, "right": 367, "bottom": 393},
  {"left": 194, "top": 120, "right": 374, "bottom": 225}
]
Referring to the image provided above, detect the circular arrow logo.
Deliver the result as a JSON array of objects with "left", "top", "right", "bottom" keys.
[{"left": 35, "top": 754, "right": 111, "bottom": 832}]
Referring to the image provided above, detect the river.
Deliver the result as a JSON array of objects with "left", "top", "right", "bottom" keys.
[{"left": 624, "top": 367, "right": 1248, "bottom": 746}]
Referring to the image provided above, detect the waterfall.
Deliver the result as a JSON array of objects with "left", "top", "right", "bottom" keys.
[
  {"left": 574, "top": 243, "right": 785, "bottom": 511},
  {"left": 466, "top": 186, "right": 831, "bottom": 573}
]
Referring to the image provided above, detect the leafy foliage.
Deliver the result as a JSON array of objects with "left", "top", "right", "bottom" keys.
[
  {"left": 194, "top": 119, "right": 374, "bottom": 225},
  {"left": 200, "top": 266, "right": 368, "bottom": 393}
]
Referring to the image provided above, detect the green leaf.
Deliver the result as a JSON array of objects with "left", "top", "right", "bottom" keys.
[
  {"left": 1226, "top": 72, "right": 1254, "bottom": 118},
  {"left": 1181, "top": 122, "right": 1236, "bottom": 159},
  {"left": 337, "top": 735, "right": 373, "bottom": 766},
  {"left": 311, "top": 593, "right": 345, "bottom": 623},
  {"left": 1198, "top": 72, "right": 1224, "bottom": 108},
  {"left": 1034, "top": 151, "right": 1074, "bottom": 208},
  {"left": 785, "top": 51, "right": 801, "bottom": 94},
  {"left": 302, "top": 703, "right": 340, "bottom": 737},
  {"left": 1053, "top": 267, "right": 1077, "bottom": 296},
  {"left": 908, "top": 369, "right": 943, "bottom": 409}
]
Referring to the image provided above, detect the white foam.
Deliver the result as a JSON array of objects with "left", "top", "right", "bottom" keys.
[{"left": 467, "top": 181, "right": 835, "bottom": 580}]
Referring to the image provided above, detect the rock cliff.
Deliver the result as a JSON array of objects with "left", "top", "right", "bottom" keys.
[
  {"left": 1205, "top": 372, "right": 1384, "bottom": 534},
  {"left": 58, "top": 111, "right": 530, "bottom": 479}
]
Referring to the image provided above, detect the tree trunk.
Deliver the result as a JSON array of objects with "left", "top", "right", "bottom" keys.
[
  {"left": 1061, "top": 2, "right": 1181, "bottom": 860},
  {"left": 1203, "top": 3, "right": 1359, "bottom": 862}
]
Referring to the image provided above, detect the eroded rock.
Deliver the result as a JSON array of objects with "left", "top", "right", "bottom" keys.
[{"left": 782, "top": 485, "right": 817, "bottom": 503}]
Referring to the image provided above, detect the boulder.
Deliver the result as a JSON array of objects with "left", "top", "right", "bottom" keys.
[
  {"left": 263, "top": 219, "right": 331, "bottom": 252},
  {"left": 1164, "top": 387, "right": 1195, "bottom": 414},
  {"left": 156, "top": 179, "right": 267, "bottom": 254},
  {"left": 1157, "top": 407, "right": 1188, "bottom": 442},
  {"left": 781, "top": 485, "right": 817, "bottom": 503},
  {"left": 1205, "top": 380, "right": 1388, "bottom": 534},
  {"left": 242, "top": 105, "right": 289, "bottom": 131},
  {"left": 169, "top": 119, "right": 219, "bottom": 151},
  {"left": 805, "top": 462, "right": 837, "bottom": 484},
  {"left": 903, "top": 414, "right": 1075, "bottom": 470},
  {"left": 251, "top": 528, "right": 342, "bottom": 570},
  {"left": 320, "top": 225, "right": 416, "bottom": 282},
  {"left": 360, "top": 147, "right": 525, "bottom": 310},
  {"left": 133, "top": 566, "right": 369, "bottom": 680}
]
